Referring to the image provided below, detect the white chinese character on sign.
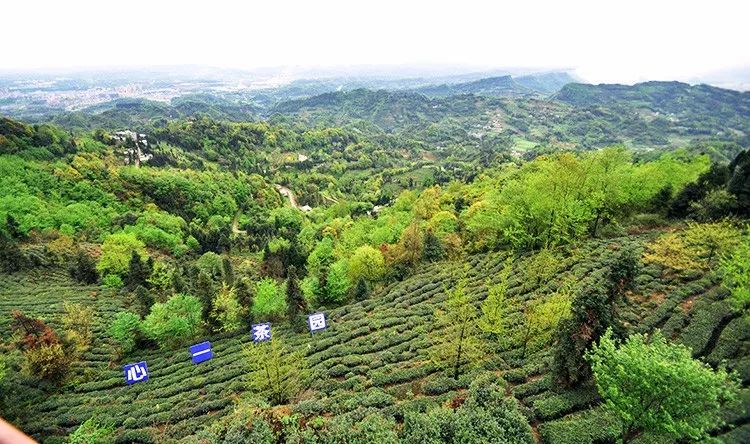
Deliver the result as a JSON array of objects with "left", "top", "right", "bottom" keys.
[
  {"left": 128, "top": 364, "right": 147, "bottom": 382},
  {"left": 252, "top": 323, "right": 271, "bottom": 343},
  {"left": 308, "top": 312, "right": 327, "bottom": 332}
]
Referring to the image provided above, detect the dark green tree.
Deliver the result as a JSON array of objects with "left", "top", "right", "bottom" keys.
[
  {"left": 285, "top": 266, "right": 307, "bottom": 332},
  {"left": 69, "top": 251, "right": 99, "bottom": 284},
  {"left": 421, "top": 229, "right": 445, "bottom": 262},
  {"left": 552, "top": 247, "right": 637, "bottom": 387},
  {"left": 125, "top": 251, "right": 150, "bottom": 289},
  {"left": 5, "top": 215, "right": 23, "bottom": 240},
  {"left": 235, "top": 277, "right": 254, "bottom": 327},
  {"left": 221, "top": 256, "right": 234, "bottom": 286},
  {"left": 728, "top": 150, "right": 750, "bottom": 214},
  {"left": 353, "top": 275, "right": 369, "bottom": 301},
  {"left": 196, "top": 270, "right": 216, "bottom": 327},
  {"left": 134, "top": 285, "right": 154, "bottom": 318},
  {"left": 0, "top": 232, "right": 25, "bottom": 273}
]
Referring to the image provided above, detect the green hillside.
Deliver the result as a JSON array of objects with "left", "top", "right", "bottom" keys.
[{"left": 2, "top": 231, "right": 750, "bottom": 443}]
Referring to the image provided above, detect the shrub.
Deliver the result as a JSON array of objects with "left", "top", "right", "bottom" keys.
[
  {"left": 101, "top": 274, "right": 124, "bottom": 289},
  {"left": 23, "top": 343, "right": 69, "bottom": 383},
  {"left": 68, "top": 416, "right": 114, "bottom": 444}
]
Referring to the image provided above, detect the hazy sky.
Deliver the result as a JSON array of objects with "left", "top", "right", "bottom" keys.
[{"left": 3, "top": 0, "right": 749, "bottom": 84}]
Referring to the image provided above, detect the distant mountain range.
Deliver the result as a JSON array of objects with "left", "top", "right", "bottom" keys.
[
  {"left": 555, "top": 81, "right": 750, "bottom": 119},
  {"left": 413, "top": 72, "right": 577, "bottom": 98}
]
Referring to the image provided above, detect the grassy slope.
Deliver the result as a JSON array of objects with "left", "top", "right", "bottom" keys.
[{"left": 2, "top": 232, "right": 749, "bottom": 443}]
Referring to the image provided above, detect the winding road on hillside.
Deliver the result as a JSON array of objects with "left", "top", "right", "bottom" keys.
[{"left": 231, "top": 184, "right": 302, "bottom": 235}]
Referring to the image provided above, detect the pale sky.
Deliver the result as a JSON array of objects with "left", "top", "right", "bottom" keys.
[{"left": 2, "top": 0, "right": 749, "bottom": 84}]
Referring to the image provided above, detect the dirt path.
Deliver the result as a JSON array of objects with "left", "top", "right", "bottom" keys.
[
  {"left": 275, "top": 184, "right": 300, "bottom": 209},
  {"left": 231, "top": 209, "right": 246, "bottom": 234}
]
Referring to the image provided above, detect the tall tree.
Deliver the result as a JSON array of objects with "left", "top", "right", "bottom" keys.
[
  {"left": 69, "top": 250, "right": 99, "bottom": 284},
  {"left": 285, "top": 266, "right": 307, "bottom": 332},
  {"left": 211, "top": 283, "right": 243, "bottom": 332},
  {"left": 244, "top": 339, "right": 308, "bottom": 405},
  {"left": 429, "top": 277, "right": 483, "bottom": 380},
  {"left": 422, "top": 229, "right": 445, "bottom": 263},
  {"left": 125, "top": 251, "right": 149, "bottom": 289},
  {"left": 479, "top": 258, "right": 513, "bottom": 344},
  {"left": 353, "top": 275, "right": 369, "bottom": 301}
]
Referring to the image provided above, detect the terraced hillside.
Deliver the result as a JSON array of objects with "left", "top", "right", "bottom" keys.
[{"left": 2, "top": 232, "right": 749, "bottom": 443}]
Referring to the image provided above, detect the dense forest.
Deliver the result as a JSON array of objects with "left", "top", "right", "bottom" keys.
[{"left": 1, "top": 76, "right": 750, "bottom": 444}]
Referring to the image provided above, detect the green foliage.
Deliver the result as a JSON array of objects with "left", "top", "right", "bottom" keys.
[
  {"left": 97, "top": 232, "right": 147, "bottom": 277},
  {"left": 244, "top": 339, "right": 308, "bottom": 405},
  {"left": 0, "top": 232, "right": 25, "bottom": 273},
  {"left": 68, "top": 250, "right": 99, "bottom": 284},
  {"left": 353, "top": 275, "right": 369, "bottom": 301},
  {"left": 429, "top": 276, "right": 483, "bottom": 379},
  {"left": 285, "top": 266, "right": 307, "bottom": 332},
  {"left": 348, "top": 245, "right": 386, "bottom": 283},
  {"left": 22, "top": 343, "right": 69, "bottom": 384},
  {"left": 68, "top": 416, "right": 114, "bottom": 444},
  {"left": 252, "top": 278, "right": 286, "bottom": 321},
  {"left": 588, "top": 329, "right": 740, "bottom": 442},
  {"left": 464, "top": 149, "right": 707, "bottom": 251},
  {"left": 211, "top": 283, "right": 244, "bottom": 333},
  {"left": 108, "top": 311, "right": 142, "bottom": 355},
  {"left": 101, "top": 274, "right": 123, "bottom": 289},
  {"left": 62, "top": 301, "right": 95, "bottom": 354},
  {"left": 479, "top": 258, "right": 514, "bottom": 340},
  {"left": 125, "top": 251, "right": 151, "bottom": 289},
  {"left": 421, "top": 229, "right": 445, "bottom": 263},
  {"left": 720, "top": 235, "right": 750, "bottom": 309},
  {"left": 323, "top": 258, "right": 351, "bottom": 305},
  {"left": 402, "top": 377, "right": 534, "bottom": 444},
  {"left": 142, "top": 294, "right": 202, "bottom": 348},
  {"left": 552, "top": 248, "right": 632, "bottom": 388},
  {"left": 306, "top": 237, "right": 335, "bottom": 277},
  {"left": 644, "top": 221, "right": 740, "bottom": 273}
]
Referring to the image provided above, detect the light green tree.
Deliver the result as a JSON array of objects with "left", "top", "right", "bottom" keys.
[
  {"left": 429, "top": 277, "right": 483, "bottom": 380},
  {"left": 719, "top": 235, "right": 750, "bottom": 309},
  {"left": 244, "top": 339, "right": 308, "bottom": 405},
  {"left": 479, "top": 258, "right": 514, "bottom": 344},
  {"left": 108, "top": 311, "right": 142, "bottom": 356},
  {"left": 142, "top": 294, "right": 202, "bottom": 348},
  {"left": 96, "top": 232, "right": 146, "bottom": 276},
  {"left": 588, "top": 329, "right": 739, "bottom": 443},
  {"left": 211, "top": 283, "right": 244, "bottom": 332},
  {"left": 252, "top": 278, "right": 286, "bottom": 320},
  {"left": 348, "top": 245, "right": 386, "bottom": 283}
]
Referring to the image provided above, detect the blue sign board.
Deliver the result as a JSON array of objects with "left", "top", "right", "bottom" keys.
[
  {"left": 124, "top": 361, "right": 149, "bottom": 385},
  {"left": 251, "top": 322, "right": 272, "bottom": 343},
  {"left": 308, "top": 312, "right": 327, "bottom": 333},
  {"left": 190, "top": 341, "right": 213, "bottom": 364}
]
